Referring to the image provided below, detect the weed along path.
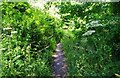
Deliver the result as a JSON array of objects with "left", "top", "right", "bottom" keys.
[{"left": 52, "top": 43, "right": 67, "bottom": 78}]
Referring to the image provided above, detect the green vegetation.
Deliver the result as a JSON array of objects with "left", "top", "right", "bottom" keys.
[
  {"left": 0, "top": 1, "right": 120, "bottom": 77},
  {"left": 58, "top": 2, "right": 120, "bottom": 76},
  {"left": 1, "top": 2, "right": 62, "bottom": 76},
  {"left": 46, "top": 2, "right": 120, "bottom": 76}
]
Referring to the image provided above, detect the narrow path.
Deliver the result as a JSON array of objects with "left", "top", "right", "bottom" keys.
[{"left": 52, "top": 43, "right": 67, "bottom": 78}]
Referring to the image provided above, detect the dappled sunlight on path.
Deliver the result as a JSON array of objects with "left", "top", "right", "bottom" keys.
[{"left": 52, "top": 43, "right": 67, "bottom": 78}]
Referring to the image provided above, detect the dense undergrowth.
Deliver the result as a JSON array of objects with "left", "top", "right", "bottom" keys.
[
  {"left": 1, "top": 2, "right": 62, "bottom": 76},
  {"left": 59, "top": 2, "right": 120, "bottom": 76},
  {"left": 0, "top": 1, "right": 120, "bottom": 77}
]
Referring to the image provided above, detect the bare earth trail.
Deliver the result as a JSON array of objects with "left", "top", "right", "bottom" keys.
[{"left": 52, "top": 43, "right": 67, "bottom": 78}]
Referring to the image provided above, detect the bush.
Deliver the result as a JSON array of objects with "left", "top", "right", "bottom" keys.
[{"left": 1, "top": 2, "right": 62, "bottom": 76}]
